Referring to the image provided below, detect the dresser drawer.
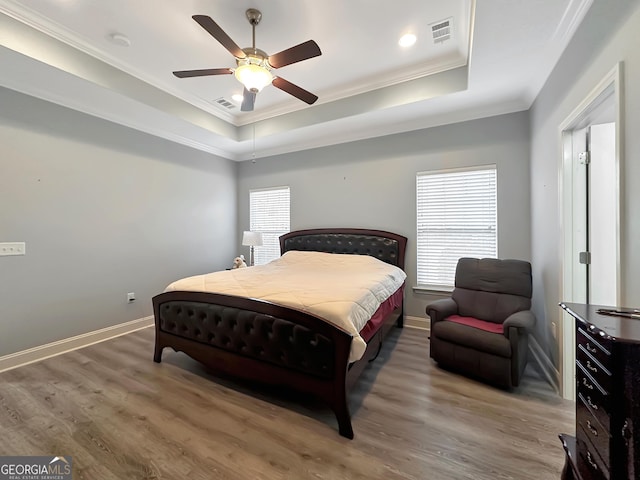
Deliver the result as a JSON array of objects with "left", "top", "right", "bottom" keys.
[
  {"left": 577, "top": 394, "right": 610, "bottom": 463},
  {"left": 561, "top": 304, "right": 639, "bottom": 480},
  {"left": 578, "top": 326, "right": 611, "bottom": 363},
  {"left": 577, "top": 350, "right": 611, "bottom": 395},
  {"left": 577, "top": 384, "right": 610, "bottom": 436},
  {"left": 577, "top": 434, "right": 610, "bottom": 480},
  {"left": 576, "top": 358, "right": 610, "bottom": 395}
]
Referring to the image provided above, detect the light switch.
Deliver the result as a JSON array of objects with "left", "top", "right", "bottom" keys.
[{"left": 0, "top": 242, "right": 26, "bottom": 256}]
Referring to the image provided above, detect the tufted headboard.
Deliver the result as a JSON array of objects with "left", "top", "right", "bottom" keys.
[{"left": 280, "top": 228, "right": 407, "bottom": 270}]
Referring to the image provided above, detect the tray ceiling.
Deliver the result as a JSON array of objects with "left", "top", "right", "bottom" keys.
[{"left": 0, "top": 0, "right": 593, "bottom": 160}]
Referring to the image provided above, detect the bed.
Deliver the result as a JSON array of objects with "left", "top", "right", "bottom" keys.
[{"left": 152, "top": 228, "right": 407, "bottom": 438}]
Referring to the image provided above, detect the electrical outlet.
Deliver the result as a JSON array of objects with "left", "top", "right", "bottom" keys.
[
  {"left": 127, "top": 292, "right": 136, "bottom": 302},
  {"left": 0, "top": 242, "right": 26, "bottom": 256}
]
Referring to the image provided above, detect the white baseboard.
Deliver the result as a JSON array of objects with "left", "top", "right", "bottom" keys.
[
  {"left": 0, "top": 316, "right": 154, "bottom": 373},
  {"left": 405, "top": 315, "right": 430, "bottom": 331}
]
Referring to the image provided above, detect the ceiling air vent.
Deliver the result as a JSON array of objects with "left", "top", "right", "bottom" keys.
[
  {"left": 431, "top": 18, "right": 452, "bottom": 43},
  {"left": 213, "top": 97, "right": 237, "bottom": 110}
]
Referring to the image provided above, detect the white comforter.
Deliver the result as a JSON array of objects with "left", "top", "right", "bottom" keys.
[{"left": 165, "top": 250, "right": 407, "bottom": 361}]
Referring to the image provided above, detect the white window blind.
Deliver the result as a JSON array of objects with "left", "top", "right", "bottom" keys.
[
  {"left": 417, "top": 165, "right": 497, "bottom": 289},
  {"left": 249, "top": 186, "right": 290, "bottom": 265}
]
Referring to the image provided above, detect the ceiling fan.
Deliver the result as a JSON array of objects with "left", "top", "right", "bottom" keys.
[{"left": 173, "top": 8, "right": 321, "bottom": 112}]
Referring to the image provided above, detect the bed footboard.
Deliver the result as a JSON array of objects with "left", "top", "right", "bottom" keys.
[{"left": 153, "top": 290, "right": 355, "bottom": 438}]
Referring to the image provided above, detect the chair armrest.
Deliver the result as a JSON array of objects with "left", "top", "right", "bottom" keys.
[
  {"left": 502, "top": 310, "right": 536, "bottom": 337},
  {"left": 426, "top": 298, "right": 458, "bottom": 324}
]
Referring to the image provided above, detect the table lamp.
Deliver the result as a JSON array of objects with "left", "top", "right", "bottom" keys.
[{"left": 242, "top": 231, "right": 263, "bottom": 266}]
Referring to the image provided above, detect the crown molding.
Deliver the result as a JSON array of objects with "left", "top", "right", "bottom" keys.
[
  {"left": 236, "top": 96, "right": 529, "bottom": 161},
  {"left": 0, "top": 0, "right": 471, "bottom": 128},
  {"left": 0, "top": 1, "right": 237, "bottom": 124},
  {"left": 521, "top": 0, "right": 594, "bottom": 105},
  {"left": 237, "top": 56, "right": 469, "bottom": 126},
  {"left": 552, "top": 0, "right": 594, "bottom": 42},
  {"left": 0, "top": 74, "right": 235, "bottom": 159}
]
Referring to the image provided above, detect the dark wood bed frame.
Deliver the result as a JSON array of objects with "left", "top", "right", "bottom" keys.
[{"left": 152, "top": 228, "right": 407, "bottom": 438}]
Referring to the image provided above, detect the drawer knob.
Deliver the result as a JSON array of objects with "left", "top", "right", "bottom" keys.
[
  {"left": 586, "top": 396, "right": 599, "bottom": 411},
  {"left": 582, "top": 378, "right": 594, "bottom": 390},
  {"left": 622, "top": 420, "right": 631, "bottom": 440},
  {"left": 586, "top": 360, "right": 598, "bottom": 373},
  {"left": 586, "top": 342, "right": 597, "bottom": 354},
  {"left": 587, "top": 451, "right": 598, "bottom": 470},
  {"left": 586, "top": 420, "right": 598, "bottom": 437}
]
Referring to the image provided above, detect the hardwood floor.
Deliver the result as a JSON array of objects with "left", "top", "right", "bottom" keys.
[{"left": 0, "top": 327, "right": 574, "bottom": 480}]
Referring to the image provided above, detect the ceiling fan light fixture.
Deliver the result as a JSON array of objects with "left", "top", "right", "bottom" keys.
[
  {"left": 174, "top": 10, "right": 320, "bottom": 111},
  {"left": 235, "top": 64, "right": 273, "bottom": 93}
]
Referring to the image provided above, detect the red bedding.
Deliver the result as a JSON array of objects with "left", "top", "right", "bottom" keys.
[{"left": 359, "top": 285, "right": 404, "bottom": 342}]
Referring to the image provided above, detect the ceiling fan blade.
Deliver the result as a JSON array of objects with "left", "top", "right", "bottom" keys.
[
  {"left": 272, "top": 77, "right": 318, "bottom": 105},
  {"left": 241, "top": 88, "right": 256, "bottom": 112},
  {"left": 268, "top": 40, "right": 321, "bottom": 69},
  {"left": 173, "top": 68, "right": 233, "bottom": 78},
  {"left": 192, "top": 15, "right": 246, "bottom": 59}
]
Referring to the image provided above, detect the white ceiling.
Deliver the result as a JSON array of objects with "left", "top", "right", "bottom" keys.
[{"left": 0, "top": 0, "right": 593, "bottom": 161}]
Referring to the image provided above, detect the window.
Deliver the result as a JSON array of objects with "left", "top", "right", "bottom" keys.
[
  {"left": 249, "top": 186, "right": 290, "bottom": 265},
  {"left": 416, "top": 165, "right": 497, "bottom": 289}
]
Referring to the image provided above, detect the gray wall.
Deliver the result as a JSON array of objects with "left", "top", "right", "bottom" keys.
[
  {"left": 530, "top": 0, "right": 640, "bottom": 353},
  {"left": 11, "top": 0, "right": 636, "bottom": 360},
  {"left": 238, "top": 111, "right": 532, "bottom": 319},
  {"left": 0, "top": 88, "right": 237, "bottom": 357}
]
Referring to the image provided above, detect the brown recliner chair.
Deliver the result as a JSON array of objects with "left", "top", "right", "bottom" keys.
[{"left": 426, "top": 257, "right": 535, "bottom": 389}]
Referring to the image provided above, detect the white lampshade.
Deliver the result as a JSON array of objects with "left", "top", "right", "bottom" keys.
[
  {"left": 242, "top": 231, "right": 263, "bottom": 247},
  {"left": 234, "top": 64, "right": 273, "bottom": 93}
]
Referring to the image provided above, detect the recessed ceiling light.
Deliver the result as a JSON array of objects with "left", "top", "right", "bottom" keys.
[
  {"left": 399, "top": 33, "right": 416, "bottom": 48},
  {"left": 108, "top": 32, "right": 131, "bottom": 47},
  {"left": 232, "top": 93, "right": 244, "bottom": 103}
]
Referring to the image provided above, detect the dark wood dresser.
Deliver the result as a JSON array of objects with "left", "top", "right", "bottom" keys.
[{"left": 559, "top": 302, "right": 640, "bottom": 480}]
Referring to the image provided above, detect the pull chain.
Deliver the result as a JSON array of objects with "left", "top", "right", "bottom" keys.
[{"left": 252, "top": 124, "right": 256, "bottom": 163}]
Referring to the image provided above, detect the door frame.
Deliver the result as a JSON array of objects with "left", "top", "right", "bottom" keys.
[{"left": 557, "top": 62, "right": 623, "bottom": 400}]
